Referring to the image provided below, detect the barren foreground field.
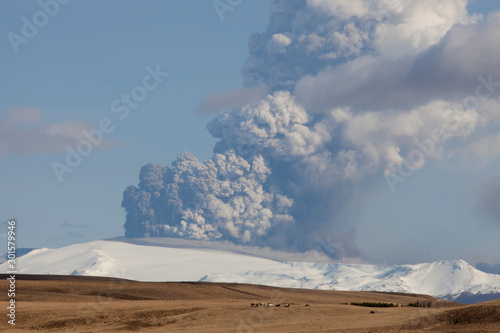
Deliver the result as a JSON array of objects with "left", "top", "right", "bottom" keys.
[{"left": 0, "top": 275, "right": 499, "bottom": 332}]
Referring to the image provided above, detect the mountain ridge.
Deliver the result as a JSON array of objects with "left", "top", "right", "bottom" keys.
[{"left": 1, "top": 239, "right": 499, "bottom": 304}]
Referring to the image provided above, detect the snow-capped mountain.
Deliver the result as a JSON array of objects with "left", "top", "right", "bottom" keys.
[{"left": 2, "top": 240, "right": 500, "bottom": 304}]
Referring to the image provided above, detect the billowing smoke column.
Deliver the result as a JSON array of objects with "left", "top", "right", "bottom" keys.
[
  {"left": 123, "top": 0, "right": 500, "bottom": 257},
  {"left": 123, "top": 92, "right": 354, "bottom": 253},
  {"left": 122, "top": 96, "right": 300, "bottom": 242}
]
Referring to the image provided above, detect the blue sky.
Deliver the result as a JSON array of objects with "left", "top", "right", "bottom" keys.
[
  {"left": 1, "top": 0, "right": 500, "bottom": 269},
  {"left": 1, "top": 0, "right": 270, "bottom": 247}
]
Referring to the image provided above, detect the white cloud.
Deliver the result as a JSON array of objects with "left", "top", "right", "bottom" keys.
[
  {"left": 374, "top": 0, "right": 474, "bottom": 57},
  {"left": 334, "top": 100, "right": 480, "bottom": 175},
  {"left": 268, "top": 33, "right": 292, "bottom": 54},
  {"left": 295, "top": 10, "right": 500, "bottom": 112}
]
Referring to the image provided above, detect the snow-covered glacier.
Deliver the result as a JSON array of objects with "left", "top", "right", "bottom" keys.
[{"left": 2, "top": 240, "right": 499, "bottom": 303}]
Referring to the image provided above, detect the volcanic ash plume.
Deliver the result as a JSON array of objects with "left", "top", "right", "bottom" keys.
[
  {"left": 124, "top": 94, "right": 305, "bottom": 243},
  {"left": 122, "top": 0, "right": 500, "bottom": 257},
  {"left": 123, "top": 92, "right": 362, "bottom": 255},
  {"left": 123, "top": 149, "right": 292, "bottom": 243}
]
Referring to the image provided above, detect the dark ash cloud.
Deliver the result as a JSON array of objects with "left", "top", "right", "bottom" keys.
[
  {"left": 123, "top": 92, "right": 361, "bottom": 257},
  {"left": 122, "top": 0, "right": 500, "bottom": 259}
]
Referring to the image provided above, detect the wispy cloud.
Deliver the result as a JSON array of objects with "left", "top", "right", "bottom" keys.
[
  {"left": 0, "top": 107, "right": 115, "bottom": 157},
  {"left": 197, "top": 86, "right": 268, "bottom": 114}
]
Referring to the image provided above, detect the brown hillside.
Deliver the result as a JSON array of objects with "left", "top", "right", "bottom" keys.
[{"left": 0, "top": 274, "right": 497, "bottom": 332}]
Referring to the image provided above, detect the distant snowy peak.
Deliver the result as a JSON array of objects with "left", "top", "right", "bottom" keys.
[
  {"left": 2, "top": 240, "right": 499, "bottom": 304},
  {"left": 202, "top": 258, "right": 500, "bottom": 301}
]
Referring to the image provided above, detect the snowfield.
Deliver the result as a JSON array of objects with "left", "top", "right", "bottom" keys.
[{"left": 3, "top": 240, "right": 500, "bottom": 302}]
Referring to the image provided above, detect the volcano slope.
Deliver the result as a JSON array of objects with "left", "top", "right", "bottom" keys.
[{"left": 0, "top": 274, "right": 499, "bottom": 332}]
